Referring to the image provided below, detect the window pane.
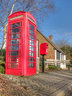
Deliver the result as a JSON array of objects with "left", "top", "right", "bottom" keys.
[
  {"left": 12, "top": 28, "right": 19, "bottom": 33},
  {"left": 31, "top": 52, "right": 34, "bottom": 56},
  {"left": 11, "top": 51, "right": 19, "bottom": 56},
  {"left": 30, "top": 63, "right": 34, "bottom": 68},
  {"left": 11, "top": 39, "right": 19, "bottom": 44},
  {"left": 32, "top": 41, "right": 34, "bottom": 45},
  {"left": 30, "top": 58, "right": 34, "bottom": 62},
  {"left": 30, "top": 24, "right": 34, "bottom": 30},
  {"left": 10, "top": 63, "right": 19, "bottom": 68},
  {"left": 9, "top": 57, "right": 19, "bottom": 62},
  {"left": 12, "top": 23, "right": 20, "bottom": 28},
  {"left": 32, "top": 47, "right": 34, "bottom": 51},
  {"left": 30, "top": 30, "right": 34, "bottom": 35},
  {"left": 12, "top": 34, "right": 19, "bottom": 39},
  {"left": 29, "top": 40, "right": 34, "bottom": 45},
  {"left": 29, "top": 46, "right": 34, "bottom": 51},
  {"left": 30, "top": 35, "right": 34, "bottom": 40},
  {"left": 11, "top": 45, "right": 19, "bottom": 50},
  {"left": 29, "top": 51, "right": 34, "bottom": 57}
]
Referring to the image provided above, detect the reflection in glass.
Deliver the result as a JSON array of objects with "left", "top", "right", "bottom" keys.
[
  {"left": 30, "top": 58, "right": 34, "bottom": 62},
  {"left": 12, "top": 28, "right": 19, "bottom": 33},
  {"left": 29, "top": 46, "right": 34, "bottom": 51},
  {"left": 11, "top": 63, "right": 18, "bottom": 68},
  {"left": 11, "top": 51, "right": 19, "bottom": 56},
  {"left": 11, "top": 45, "right": 19, "bottom": 50},
  {"left": 30, "top": 24, "right": 34, "bottom": 30},
  {"left": 30, "top": 63, "right": 34, "bottom": 68},
  {"left": 12, "top": 34, "right": 19, "bottom": 39},
  {"left": 12, "top": 23, "right": 20, "bottom": 28},
  {"left": 30, "top": 35, "right": 34, "bottom": 40},
  {"left": 29, "top": 51, "right": 34, "bottom": 57},
  {"left": 29, "top": 40, "right": 34, "bottom": 45},
  {"left": 9, "top": 57, "right": 19, "bottom": 62},
  {"left": 11, "top": 39, "right": 19, "bottom": 44},
  {"left": 30, "top": 30, "right": 34, "bottom": 35}
]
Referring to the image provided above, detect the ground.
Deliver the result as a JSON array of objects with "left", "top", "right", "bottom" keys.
[{"left": 0, "top": 71, "right": 72, "bottom": 96}]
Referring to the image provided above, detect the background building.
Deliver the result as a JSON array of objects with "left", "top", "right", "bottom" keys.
[{"left": 37, "top": 30, "right": 66, "bottom": 69}]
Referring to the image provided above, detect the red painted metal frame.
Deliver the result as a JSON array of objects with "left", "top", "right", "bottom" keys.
[{"left": 5, "top": 11, "right": 37, "bottom": 76}]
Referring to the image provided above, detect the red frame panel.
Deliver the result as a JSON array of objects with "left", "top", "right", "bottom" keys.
[{"left": 5, "top": 11, "right": 37, "bottom": 76}]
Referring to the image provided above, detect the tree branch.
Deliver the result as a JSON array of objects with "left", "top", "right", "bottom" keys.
[{"left": 9, "top": 0, "right": 16, "bottom": 15}]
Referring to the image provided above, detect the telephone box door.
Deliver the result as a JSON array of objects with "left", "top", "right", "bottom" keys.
[{"left": 6, "top": 19, "right": 23, "bottom": 75}]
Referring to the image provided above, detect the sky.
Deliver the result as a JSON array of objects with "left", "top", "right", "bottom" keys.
[
  {"left": 39, "top": 0, "right": 72, "bottom": 46},
  {"left": 0, "top": 0, "right": 72, "bottom": 48}
]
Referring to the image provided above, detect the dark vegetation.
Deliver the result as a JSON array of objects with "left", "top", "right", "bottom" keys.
[
  {"left": 61, "top": 45, "right": 72, "bottom": 67},
  {"left": 40, "top": 57, "right": 61, "bottom": 71},
  {"left": 0, "top": 49, "right": 6, "bottom": 73},
  {"left": 48, "top": 65, "right": 61, "bottom": 70}
]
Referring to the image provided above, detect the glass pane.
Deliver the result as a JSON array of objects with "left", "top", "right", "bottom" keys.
[
  {"left": 12, "top": 23, "right": 20, "bottom": 28},
  {"left": 32, "top": 41, "right": 34, "bottom": 45},
  {"left": 30, "top": 24, "right": 34, "bottom": 30},
  {"left": 12, "top": 34, "right": 19, "bottom": 39},
  {"left": 10, "top": 63, "right": 19, "bottom": 68},
  {"left": 29, "top": 46, "right": 31, "bottom": 50},
  {"left": 30, "top": 58, "right": 34, "bottom": 62},
  {"left": 11, "top": 45, "right": 19, "bottom": 50},
  {"left": 9, "top": 57, "right": 19, "bottom": 62},
  {"left": 11, "top": 51, "right": 19, "bottom": 56},
  {"left": 29, "top": 40, "right": 34, "bottom": 45},
  {"left": 32, "top": 47, "right": 34, "bottom": 51},
  {"left": 30, "top": 30, "right": 34, "bottom": 35},
  {"left": 30, "top": 63, "right": 34, "bottom": 68},
  {"left": 29, "top": 51, "right": 34, "bottom": 57},
  {"left": 29, "top": 46, "right": 34, "bottom": 51},
  {"left": 30, "top": 35, "right": 34, "bottom": 40},
  {"left": 31, "top": 52, "right": 34, "bottom": 56},
  {"left": 12, "top": 28, "right": 19, "bottom": 33},
  {"left": 11, "top": 39, "right": 19, "bottom": 44}
]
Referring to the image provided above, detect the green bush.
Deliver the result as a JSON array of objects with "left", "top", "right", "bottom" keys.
[
  {"left": 0, "top": 65, "right": 5, "bottom": 74},
  {"left": 0, "top": 49, "right": 6, "bottom": 61},
  {"left": 0, "top": 49, "right": 6, "bottom": 74},
  {"left": 0, "top": 49, "right": 6, "bottom": 66},
  {"left": 48, "top": 65, "right": 61, "bottom": 70}
]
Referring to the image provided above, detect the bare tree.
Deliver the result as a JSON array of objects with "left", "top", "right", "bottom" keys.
[
  {"left": 55, "top": 39, "right": 69, "bottom": 48},
  {"left": 0, "top": 0, "right": 55, "bottom": 49}
]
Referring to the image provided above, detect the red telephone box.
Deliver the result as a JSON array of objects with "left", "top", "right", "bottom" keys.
[{"left": 5, "top": 11, "right": 37, "bottom": 76}]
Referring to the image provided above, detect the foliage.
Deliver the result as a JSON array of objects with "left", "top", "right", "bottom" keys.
[
  {"left": 61, "top": 45, "right": 72, "bottom": 64},
  {"left": 0, "top": 49, "right": 5, "bottom": 74},
  {"left": 0, "top": 65, "right": 5, "bottom": 74},
  {"left": 0, "top": 59, "right": 5, "bottom": 65},
  {"left": 0, "top": 49, "right": 6, "bottom": 71},
  {"left": 48, "top": 65, "right": 61, "bottom": 70}
]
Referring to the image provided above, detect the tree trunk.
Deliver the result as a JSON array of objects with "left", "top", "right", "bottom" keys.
[
  {"left": 2, "top": 26, "right": 7, "bottom": 49},
  {"left": 2, "top": 33, "right": 7, "bottom": 49}
]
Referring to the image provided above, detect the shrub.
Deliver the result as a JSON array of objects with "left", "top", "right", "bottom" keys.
[
  {"left": 0, "top": 49, "right": 6, "bottom": 61},
  {"left": 0, "top": 49, "right": 6, "bottom": 74},
  {"left": 48, "top": 65, "right": 61, "bottom": 70},
  {"left": 0, "top": 65, "right": 5, "bottom": 74}
]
